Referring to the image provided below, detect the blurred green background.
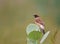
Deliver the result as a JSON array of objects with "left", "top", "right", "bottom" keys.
[{"left": 0, "top": 0, "right": 60, "bottom": 44}]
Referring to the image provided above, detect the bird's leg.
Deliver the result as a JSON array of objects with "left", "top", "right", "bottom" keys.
[{"left": 42, "top": 29, "right": 45, "bottom": 35}]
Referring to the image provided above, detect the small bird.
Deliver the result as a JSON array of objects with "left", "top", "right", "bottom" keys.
[{"left": 33, "top": 14, "right": 45, "bottom": 34}]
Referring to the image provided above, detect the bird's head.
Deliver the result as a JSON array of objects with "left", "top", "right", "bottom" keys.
[{"left": 33, "top": 14, "right": 39, "bottom": 18}]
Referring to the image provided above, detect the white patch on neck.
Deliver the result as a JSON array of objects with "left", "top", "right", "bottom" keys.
[{"left": 39, "top": 24, "right": 44, "bottom": 30}]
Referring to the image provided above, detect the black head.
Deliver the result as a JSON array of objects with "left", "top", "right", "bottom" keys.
[{"left": 33, "top": 14, "right": 39, "bottom": 18}]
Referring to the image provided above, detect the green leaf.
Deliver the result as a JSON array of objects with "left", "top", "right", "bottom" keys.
[{"left": 28, "top": 31, "right": 42, "bottom": 40}]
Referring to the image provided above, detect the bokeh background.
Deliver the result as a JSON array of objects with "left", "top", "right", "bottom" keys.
[{"left": 0, "top": 0, "right": 60, "bottom": 44}]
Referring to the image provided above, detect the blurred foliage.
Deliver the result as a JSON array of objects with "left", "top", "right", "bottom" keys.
[
  {"left": 56, "top": 14, "right": 60, "bottom": 26},
  {"left": 54, "top": 0, "right": 60, "bottom": 8},
  {"left": 34, "top": 0, "right": 48, "bottom": 15}
]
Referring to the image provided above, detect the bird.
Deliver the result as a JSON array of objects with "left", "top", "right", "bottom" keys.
[{"left": 33, "top": 14, "right": 45, "bottom": 35}]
